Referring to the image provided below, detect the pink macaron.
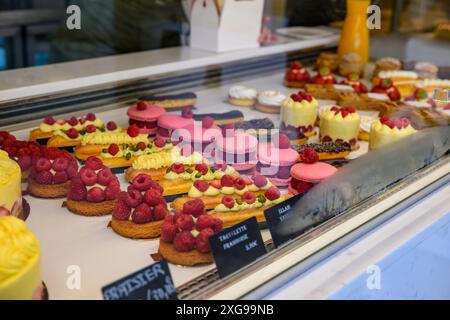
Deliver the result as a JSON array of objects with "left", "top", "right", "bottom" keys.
[
  {"left": 128, "top": 102, "right": 166, "bottom": 135},
  {"left": 216, "top": 133, "right": 258, "bottom": 172},
  {"left": 290, "top": 162, "right": 337, "bottom": 184},
  {"left": 156, "top": 114, "right": 194, "bottom": 141}
]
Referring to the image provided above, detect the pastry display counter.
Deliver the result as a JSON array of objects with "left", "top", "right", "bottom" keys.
[{"left": 1, "top": 33, "right": 449, "bottom": 300}]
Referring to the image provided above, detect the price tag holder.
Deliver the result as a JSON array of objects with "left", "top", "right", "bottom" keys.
[
  {"left": 209, "top": 217, "right": 266, "bottom": 278},
  {"left": 264, "top": 194, "right": 304, "bottom": 248},
  {"left": 102, "top": 260, "right": 178, "bottom": 300}
]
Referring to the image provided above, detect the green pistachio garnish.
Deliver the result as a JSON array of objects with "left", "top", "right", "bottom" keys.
[
  {"left": 125, "top": 153, "right": 132, "bottom": 160},
  {"left": 186, "top": 169, "right": 193, "bottom": 174},
  {"left": 166, "top": 167, "right": 172, "bottom": 173},
  {"left": 195, "top": 172, "right": 202, "bottom": 179},
  {"left": 257, "top": 195, "right": 267, "bottom": 204},
  {"left": 236, "top": 198, "right": 243, "bottom": 205}
]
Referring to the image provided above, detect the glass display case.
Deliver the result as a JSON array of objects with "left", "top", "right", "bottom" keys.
[{"left": 0, "top": 0, "right": 449, "bottom": 301}]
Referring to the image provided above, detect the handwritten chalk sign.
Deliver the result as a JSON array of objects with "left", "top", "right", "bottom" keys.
[
  {"left": 102, "top": 260, "right": 177, "bottom": 300},
  {"left": 209, "top": 217, "right": 266, "bottom": 278},
  {"left": 264, "top": 193, "right": 304, "bottom": 247}
]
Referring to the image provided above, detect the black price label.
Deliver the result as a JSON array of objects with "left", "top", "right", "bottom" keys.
[
  {"left": 209, "top": 217, "right": 266, "bottom": 278},
  {"left": 264, "top": 194, "right": 304, "bottom": 248},
  {"left": 102, "top": 260, "right": 177, "bottom": 300}
]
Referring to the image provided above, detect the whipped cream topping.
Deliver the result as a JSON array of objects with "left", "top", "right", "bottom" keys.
[
  {"left": 333, "top": 85, "right": 354, "bottom": 91},
  {"left": 257, "top": 90, "right": 286, "bottom": 106},
  {"left": 229, "top": 85, "right": 257, "bottom": 99},
  {"left": 378, "top": 70, "right": 418, "bottom": 79},
  {"left": 367, "top": 93, "right": 390, "bottom": 101}
]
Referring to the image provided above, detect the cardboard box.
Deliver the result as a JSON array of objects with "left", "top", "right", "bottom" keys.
[{"left": 190, "top": 0, "right": 264, "bottom": 52}]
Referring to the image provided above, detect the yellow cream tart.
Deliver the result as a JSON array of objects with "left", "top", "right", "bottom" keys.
[
  {"left": 369, "top": 117, "right": 417, "bottom": 150},
  {"left": 320, "top": 106, "right": 360, "bottom": 148},
  {"left": 0, "top": 150, "right": 23, "bottom": 217},
  {"left": 0, "top": 216, "right": 42, "bottom": 300},
  {"left": 280, "top": 91, "right": 318, "bottom": 136}
]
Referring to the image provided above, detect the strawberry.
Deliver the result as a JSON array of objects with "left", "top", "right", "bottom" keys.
[
  {"left": 86, "top": 113, "right": 96, "bottom": 121},
  {"left": 300, "top": 148, "right": 319, "bottom": 164},
  {"left": 195, "top": 163, "right": 209, "bottom": 175}
]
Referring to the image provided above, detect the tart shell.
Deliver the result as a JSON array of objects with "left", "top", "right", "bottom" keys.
[
  {"left": 158, "top": 239, "right": 213, "bottom": 266},
  {"left": 111, "top": 217, "right": 164, "bottom": 239},
  {"left": 28, "top": 179, "right": 70, "bottom": 198},
  {"left": 65, "top": 199, "right": 117, "bottom": 216}
]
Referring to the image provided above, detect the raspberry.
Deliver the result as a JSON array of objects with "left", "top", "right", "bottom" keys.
[
  {"left": 143, "top": 188, "right": 163, "bottom": 206},
  {"left": 124, "top": 188, "right": 143, "bottom": 208},
  {"left": 173, "top": 231, "right": 196, "bottom": 252},
  {"left": 86, "top": 113, "right": 96, "bottom": 121},
  {"left": 87, "top": 187, "right": 105, "bottom": 203},
  {"left": 196, "top": 228, "right": 214, "bottom": 253},
  {"left": 401, "top": 118, "right": 410, "bottom": 128},
  {"left": 68, "top": 117, "right": 78, "bottom": 126},
  {"left": 136, "top": 101, "right": 147, "bottom": 111},
  {"left": 393, "top": 118, "right": 403, "bottom": 129},
  {"left": 153, "top": 204, "right": 168, "bottom": 221},
  {"left": 17, "top": 155, "right": 32, "bottom": 171},
  {"left": 97, "top": 167, "right": 113, "bottom": 186},
  {"left": 291, "top": 61, "right": 302, "bottom": 69},
  {"left": 380, "top": 116, "right": 389, "bottom": 124},
  {"left": 170, "top": 163, "right": 185, "bottom": 174},
  {"left": 68, "top": 177, "right": 87, "bottom": 201},
  {"left": 273, "top": 134, "right": 291, "bottom": 149},
  {"left": 209, "top": 181, "right": 221, "bottom": 189},
  {"left": 105, "top": 179, "right": 120, "bottom": 200},
  {"left": 132, "top": 203, "right": 153, "bottom": 224},
  {"left": 182, "top": 199, "right": 205, "bottom": 218},
  {"left": 234, "top": 177, "right": 246, "bottom": 190},
  {"left": 79, "top": 116, "right": 87, "bottom": 124},
  {"left": 127, "top": 125, "right": 140, "bottom": 137},
  {"left": 300, "top": 147, "right": 319, "bottom": 164},
  {"left": 137, "top": 142, "right": 147, "bottom": 151},
  {"left": 80, "top": 168, "right": 97, "bottom": 186},
  {"left": 253, "top": 175, "right": 268, "bottom": 188},
  {"left": 106, "top": 121, "right": 117, "bottom": 131},
  {"left": 66, "top": 161, "right": 78, "bottom": 179},
  {"left": 243, "top": 191, "right": 256, "bottom": 204},
  {"left": 53, "top": 171, "right": 68, "bottom": 184},
  {"left": 220, "top": 175, "right": 235, "bottom": 187},
  {"left": 132, "top": 174, "right": 154, "bottom": 191},
  {"left": 181, "top": 107, "right": 193, "bottom": 119},
  {"left": 34, "top": 171, "right": 53, "bottom": 185},
  {"left": 35, "top": 157, "right": 52, "bottom": 172},
  {"left": 52, "top": 157, "right": 69, "bottom": 172},
  {"left": 154, "top": 137, "right": 165, "bottom": 148},
  {"left": 265, "top": 186, "right": 281, "bottom": 201},
  {"left": 202, "top": 116, "right": 214, "bottom": 129},
  {"left": 176, "top": 214, "right": 195, "bottom": 231},
  {"left": 108, "top": 144, "right": 119, "bottom": 156},
  {"left": 113, "top": 199, "right": 131, "bottom": 221},
  {"left": 193, "top": 180, "right": 209, "bottom": 192},
  {"left": 222, "top": 196, "right": 235, "bottom": 209},
  {"left": 161, "top": 222, "right": 178, "bottom": 243},
  {"left": 44, "top": 147, "right": 62, "bottom": 160},
  {"left": 341, "top": 110, "right": 349, "bottom": 118},
  {"left": 85, "top": 156, "right": 103, "bottom": 171},
  {"left": 196, "top": 215, "right": 216, "bottom": 231},
  {"left": 346, "top": 107, "right": 356, "bottom": 113},
  {"left": 66, "top": 128, "right": 79, "bottom": 139},
  {"left": 56, "top": 119, "right": 66, "bottom": 125},
  {"left": 164, "top": 214, "right": 176, "bottom": 225},
  {"left": 193, "top": 163, "right": 207, "bottom": 175},
  {"left": 44, "top": 116, "right": 56, "bottom": 125},
  {"left": 85, "top": 125, "right": 97, "bottom": 133},
  {"left": 295, "top": 180, "right": 313, "bottom": 194}
]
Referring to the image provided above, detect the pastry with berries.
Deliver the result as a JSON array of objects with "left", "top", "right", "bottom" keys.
[
  {"left": 73, "top": 124, "right": 150, "bottom": 160},
  {"left": 127, "top": 101, "right": 166, "bottom": 136},
  {"left": 293, "top": 141, "right": 351, "bottom": 161},
  {"left": 371, "top": 78, "right": 401, "bottom": 101},
  {"left": 158, "top": 199, "right": 223, "bottom": 266},
  {"left": 111, "top": 174, "right": 169, "bottom": 239},
  {"left": 27, "top": 148, "right": 79, "bottom": 198},
  {"left": 319, "top": 106, "right": 361, "bottom": 149},
  {"left": 65, "top": 157, "right": 120, "bottom": 216},
  {"left": 280, "top": 91, "right": 318, "bottom": 137},
  {"left": 284, "top": 61, "right": 311, "bottom": 88},
  {"left": 256, "top": 134, "right": 299, "bottom": 187},
  {"left": 404, "top": 88, "right": 436, "bottom": 108},
  {"left": 369, "top": 116, "right": 417, "bottom": 150},
  {"left": 289, "top": 148, "right": 337, "bottom": 196},
  {"left": 340, "top": 73, "right": 368, "bottom": 94},
  {"left": 29, "top": 113, "right": 104, "bottom": 145},
  {"left": 209, "top": 187, "right": 290, "bottom": 227},
  {"left": 373, "top": 71, "right": 418, "bottom": 97},
  {"left": 171, "top": 173, "right": 272, "bottom": 211},
  {"left": 316, "top": 52, "right": 339, "bottom": 71},
  {"left": 311, "top": 67, "right": 337, "bottom": 85}
]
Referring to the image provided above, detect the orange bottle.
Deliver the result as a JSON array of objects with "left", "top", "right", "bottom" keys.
[{"left": 338, "top": 0, "right": 370, "bottom": 63}]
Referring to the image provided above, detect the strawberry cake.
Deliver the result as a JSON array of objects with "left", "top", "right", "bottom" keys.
[
  {"left": 369, "top": 116, "right": 417, "bottom": 150},
  {"left": 340, "top": 73, "right": 368, "bottom": 94},
  {"left": 284, "top": 61, "right": 311, "bottom": 88},
  {"left": 257, "top": 134, "right": 299, "bottom": 187},
  {"left": 65, "top": 157, "right": 120, "bottom": 216},
  {"left": 127, "top": 101, "right": 166, "bottom": 135},
  {"left": 159, "top": 199, "right": 223, "bottom": 266},
  {"left": 320, "top": 106, "right": 361, "bottom": 149},
  {"left": 311, "top": 67, "right": 337, "bottom": 85},
  {"left": 280, "top": 91, "right": 318, "bottom": 137},
  {"left": 371, "top": 78, "right": 401, "bottom": 101},
  {"left": 28, "top": 148, "right": 79, "bottom": 198},
  {"left": 111, "top": 174, "right": 169, "bottom": 239},
  {"left": 289, "top": 148, "right": 338, "bottom": 195}
]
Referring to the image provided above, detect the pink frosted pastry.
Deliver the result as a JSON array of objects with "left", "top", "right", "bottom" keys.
[
  {"left": 288, "top": 148, "right": 337, "bottom": 195},
  {"left": 216, "top": 132, "right": 258, "bottom": 174},
  {"left": 128, "top": 101, "right": 166, "bottom": 135},
  {"left": 156, "top": 109, "right": 194, "bottom": 141},
  {"left": 257, "top": 134, "right": 299, "bottom": 187}
]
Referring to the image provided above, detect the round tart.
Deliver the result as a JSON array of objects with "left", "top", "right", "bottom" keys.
[
  {"left": 319, "top": 106, "right": 360, "bottom": 149},
  {"left": 228, "top": 85, "right": 257, "bottom": 107},
  {"left": 284, "top": 61, "right": 311, "bottom": 88},
  {"left": 369, "top": 116, "right": 417, "bottom": 150},
  {"left": 255, "top": 90, "right": 286, "bottom": 113}
]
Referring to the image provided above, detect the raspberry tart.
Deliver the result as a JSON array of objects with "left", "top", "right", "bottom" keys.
[
  {"left": 340, "top": 73, "right": 368, "bottom": 94},
  {"left": 284, "top": 61, "right": 311, "bottom": 88},
  {"left": 369, "top": 116, "right": 417, "bottom": 150},
  {"left": 311, "top": 67, "right": 337, "bottom": 85},
  {"left": 158, "top": 199, "right": 223, "bottom": 266},
  {"left": 371, "top": 78, "right": 401, "bottom": 101},
  {"left": 111, "top": 174, "right": 169, "bottom": 239},
  {"left": 319, "top": 106, "right": 361, "bottom": 149},
  {"left": 280, "top": 91, "right": 318, "bottom": 137},
  {"left": 65, "top": 157, "right": 120, "bottom": 216},
  {"left": 28, "top": 148, "right": 78, "bottom": 198}
]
